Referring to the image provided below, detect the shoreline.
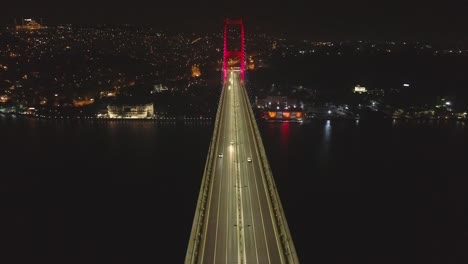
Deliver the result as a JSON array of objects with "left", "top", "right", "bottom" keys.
[
  {"left": 0, "top": 112, "right": 214, "bottom": 122},
  {"left": 2, "top": 112, "right": 466, "bottom": 123}
]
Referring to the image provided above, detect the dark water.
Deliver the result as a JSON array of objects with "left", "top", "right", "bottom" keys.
[
  {"left": 1, "top": 115, "right": 467, "bottom": 263},
  {"left": 262, "top": 120, "right": 468, "bottom": 264}
]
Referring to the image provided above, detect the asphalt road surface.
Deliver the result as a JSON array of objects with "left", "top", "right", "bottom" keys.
[{"left": 198, "top": 70, "right": 284, "bottom": 263}]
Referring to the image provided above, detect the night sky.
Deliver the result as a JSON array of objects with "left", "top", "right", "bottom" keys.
[{"left": 2, "top": 0, "right": 467, "bottom": 41}]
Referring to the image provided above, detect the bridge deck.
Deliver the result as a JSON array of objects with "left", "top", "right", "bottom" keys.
[{"left": 186, "top": 70, "right": 298, "bottom": 264}]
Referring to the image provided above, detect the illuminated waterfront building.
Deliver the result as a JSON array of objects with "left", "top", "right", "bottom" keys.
[
  {"left": 107, "top": 103, "right": 154, "bottom": 118},
  {"left": 256, "top": 96, "right": 304, "bottom": 122},
  {"left": 354, "top": 85, "right": 367, "bottom": 94}
]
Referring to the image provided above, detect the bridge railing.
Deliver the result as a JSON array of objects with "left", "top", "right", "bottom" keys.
[
  {"left": 241, "top": 84, "right": 300, "bottom": 264},
  {"left": 185, "top": 84, "right": 226, "bottom": 264}
]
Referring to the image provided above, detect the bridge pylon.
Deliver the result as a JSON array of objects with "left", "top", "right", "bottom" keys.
[{"left": 223, "top": 18, "right": 245, "bottom": 83}]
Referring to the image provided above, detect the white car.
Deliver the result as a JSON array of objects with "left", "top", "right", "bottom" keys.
[
  {"left": 247, "top": 157, "right": 252, "bottom": 162},
  {"left": 230, "top": 140, "right": 234, "bottom": 145},
  {"left": 218, "top": 153, "right": 223, "bottom": 158}
]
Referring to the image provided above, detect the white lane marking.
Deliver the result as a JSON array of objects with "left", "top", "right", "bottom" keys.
[
  {"left": 231, "top": 75, "right": 242, "bottom": 264},
  {"left": 200, "top": 84, "right": 228, "bottom": 263},
  {"left": 240, "top": 96, "right": 261, "bottom": 264},
  {"left": 239, "top": 84, "right": 269, "bottom": 264},
  {"left": 234, "top": 75, "right": 248, "bottom": 264},
  {"left": 214, "top": 89, "right": 230, "bottom": 263},
  {"left": 213, "top": 154, "right": 223, "bottom": 263},
  {"left": 242, "top": 85, "right": 285, "bottom": 264},
  {"left": 226, "top": 89, "right": 235, "bottom": 264}
]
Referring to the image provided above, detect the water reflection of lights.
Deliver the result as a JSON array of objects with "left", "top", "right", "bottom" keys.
[
  {"left": 320, "top": 120, "right": 332, "bottom": 160},
  {"left": 324, "top": 120, "right": 331, "bottom": 140},
  {"left": 280, "top": 122, "right": 290, "bottom": 150}
]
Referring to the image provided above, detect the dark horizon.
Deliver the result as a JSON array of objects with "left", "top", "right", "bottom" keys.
[{"left": 2, "top": 0, "right": 468, "bottom": 42}]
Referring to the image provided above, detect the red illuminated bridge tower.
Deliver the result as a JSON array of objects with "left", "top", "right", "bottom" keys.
[{"left": 223, "top": 18, "right": 245, "bottom": 83}]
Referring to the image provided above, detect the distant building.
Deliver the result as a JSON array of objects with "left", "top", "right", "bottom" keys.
[
  {"left": 151, "top": 84, "right": 169, "bottom": 94},
  {"left": 354, "top": 85, "right": 367, "bottom": 94},
  {"left": 73, "top": 97, "right": 94, "bottom": 107},
  {"left": 263, "top": 110, "right": 304, "bottom": 122},
  {"left": 436, "top": 96, "right": 455, "bottom": 110},
  {"left": 108, "top": 103, "right": 154, "bottom": 118},
  {"left": 256, "top": 96, "right": 303, "bottom": 122},
  {"left": 256, "top": 96, "right": 300, "bottom": 109},
  {"left": 99, "top": 91, "right": 117, "bottom": 98},
  {"left": 0, "top": 104, "right": 16, "bottom": 113},
  {"left": 247, "top": 56, "right": 255, "bottom": 70},
  {"left": 15, "top": 18, "right": 45, "bottom": 31},
  {"left": 0, "top": 95, "right": 9, "bottom": 103},
  {"left": 191, "top": 64, "right": 201, "bottom": 77}
]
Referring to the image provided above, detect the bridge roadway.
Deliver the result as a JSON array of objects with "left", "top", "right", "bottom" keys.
[{"left": 186, "top": 70, "right": 299, "bottom": 263}]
